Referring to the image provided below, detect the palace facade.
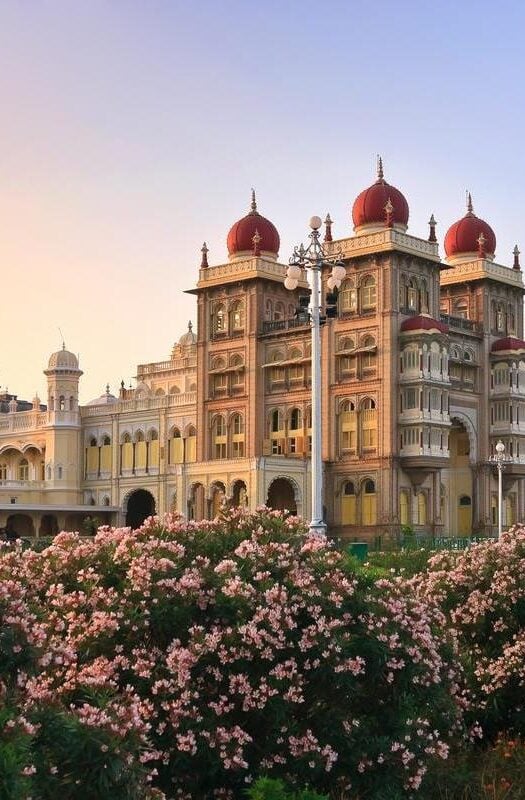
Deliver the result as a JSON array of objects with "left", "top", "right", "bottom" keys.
[{"left": 2, "top": 162, "right": 524, "bottom": 542}]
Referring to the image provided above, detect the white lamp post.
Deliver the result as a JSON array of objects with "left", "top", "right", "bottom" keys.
[
  {"left": 491, "top": 439, "right": 506, "bottom": 539},
  {"left": 285, "top": 216, "right": 345, "bottom": 536}
]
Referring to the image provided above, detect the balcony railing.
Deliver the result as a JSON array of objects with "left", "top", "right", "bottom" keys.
[
  {"left": 261, "top": 318, "right": 310, "bottom": 334},
  {"left": 440, "top": 314, "right": 483, "bottom": 334}
]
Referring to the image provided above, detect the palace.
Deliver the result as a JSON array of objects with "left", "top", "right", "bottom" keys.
[{"left": 1, "top": 161, "right": 524, "bottom": 542}]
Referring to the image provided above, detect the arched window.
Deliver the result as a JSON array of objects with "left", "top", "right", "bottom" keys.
[
  {"left": 155, "top": 388, "right": 165, "bottom": 396},
  {"left": 361, "top": 336, "right": 377, "bottom": 371},
  {"left": 339, "top": 400, "right": 357, "bottom": 453},
  {"left": 122, "top": 432, "right": 131, "bottom": 444},
  {"left": 496, "top": 303, "right": 505, "bottom": 332},
  {"left": 212, "top": 415, "right": 227, "bottom": 459},
  {"left": 169, "top": 385, "right": 181, "bottom": 395},
  {"left": 362, "top": 479, "right": 377, "bottom": 525},
  {"left": 341, "top": 480, "right": 357, "bottom": 524},
  {"left": 361, "top": 275, "right": 377, "bottom": 311},
  {"left": 135, "top": 431, "right": 145, "bottom": 443},
  {"left": 230, "top": 300, "right": 244, "bottom": 331},
  {"left": 360, "top": 398, "right": 377, "bottom": 450},
  {"left": 18, "top": 459, "right": 29, "bottom": 481},
  {"left": 89, "top": 437, "right": 97, "bottom": 447},
  {"left": 0, "top": 463, "right": 7, "bottom": 481},
  {"left": 231, "top": 413, "right": 245, "bottom": 458},
  {"left": 265, "top": 299, "right": 273, "bottom": 320},
  {"left": 213, "top": 304, "right": 226, "bottom": 333},
  {"left": 103, "top": 435, "right": 111, "bottom": 446},
  {"left": 339, "top": 279, "right": 357, "bottom": 313},
  {"left": 57, "top": 466, "right": 63, "bottom": 480},
  {"left": 290, "top": 408, "right": 302, "bottom": 430},
  {"left": 169, "top": 427, "right": 183, "bottom": 464},
  {"left": 420, "top": 279, "right": 429, "bottom": 312},
  {"left": 59, "top": 396, "right": 66, "bottom": 411},
  {"left": 148, "top": 429, "right": 158, "bottom": 441},
  {"left": 271, "top": 409, "right": 283, "bottom": 432},
  {"left": 274, "top": 301, "right": 285, "bottom": 321},
  {"left": 268, "top": 409, "right": 284, "bottom": 455},
  {"left": 407, "top": 278, "right": 418, "bottom": 311}
]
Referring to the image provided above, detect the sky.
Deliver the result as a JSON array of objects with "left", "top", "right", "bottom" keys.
[{"left": 0, "top": 0, "right": 524, "bottom": 403}]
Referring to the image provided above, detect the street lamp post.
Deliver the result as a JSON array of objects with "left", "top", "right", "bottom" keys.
[
  {"left": 285, "top": 216, "right": 346, "bottom": 536},
  {"left": 490, "top": 440, "right": 506, "bottom": 538}
]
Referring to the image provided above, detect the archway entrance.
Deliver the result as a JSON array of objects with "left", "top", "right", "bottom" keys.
[
  {"left": 267, "top": 478, "right": 297, "bottom": 515},
  {"left": 232, "top": 480, "right": 248, "bottom": 508},
  {"left": 448, "top": 421, "right": 473, "bottom": 536},
  {"left": 210, "top": 482, "right": 226, "bottom": 518},
  {"left": 6, "top": 514, "right": 35, "bottom": 538},
  {"left": 188, "top": 483, "right": 205, "bottom": 521},
  {"left": 39, "top": 514, "right": 58, "bottom": 536},
  {"left": 125, "top": 489, "right": 156, "bottom": 529}
]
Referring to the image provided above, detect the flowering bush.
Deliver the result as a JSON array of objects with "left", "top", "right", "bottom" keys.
[
  {"left": 414, "top": 526, "right": 525, "bottom": 740},
  {"left": 0, "top": 508, "right": 464, "bottom": 799}
]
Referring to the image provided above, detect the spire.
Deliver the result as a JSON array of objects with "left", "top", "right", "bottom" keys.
[
  {"left": 377, "top": 155, "right": 384, "bottom": 182},
  {"left": 428, "top": 213, "right": 437, "bottom": 243},
  {"left": 200, "top": 241, "right": 209, "bottom": 268},
  {"left": 250, "top": 188, "right": 257, "bottom": 213},
  {"left": 252, "top": 228, "right": 261, "bottom": 256},
  {"left": 106, "top": 383, "right": 110, "bottom": 395},
  {"left": 513, "top": 244, "right": 521, "bottom": 271},
  {"left": 188, "top": 320, "right": 193, "bottom": 332},
  {"left": 324, "top": 213, "right": 333, "bottom": 242},
  {"left": 477, "top": 231, "right": 486, "bottom": 258},
  {"left": 467, "top": 191, "right": 474, "bottom": 215}
]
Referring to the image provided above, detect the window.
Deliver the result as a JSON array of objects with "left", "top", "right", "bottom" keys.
[
  {"left": 407, "top": 279, "right": 418, "bottom": 311},
  {"left": 340, "top": 280, "right": 357, "bottom": 313},
  {"left": 361, "top": 276, "right": 377, "bottom": 310},
  {"left": 290, "top": 408, "right": 302, "bottom": 430},
  {"left": 403, "top": 348, "right": 419, "bottom": 370},
  {"left": 341, "top": 481, "right": 357, "bottom": 524},
  {"left": 269, "top": 409, "right": 285, "bottom": 455},
  {"left": 231, "top": 413, "right": 245, "bottom": 458},
  {"left": 404, "top": 388, "right": 418, "bottom": 409},
  {"left": 57, "top": 466, "right": 63, "bottom": 479},
  {"left": 231, "top": 301, "right": 244, "bottom": 331},
  {"left": 360, "top": 399, "right": 377, "bottom": 449},
  {"left": 362, "top": 479, "right": 377, "bottom": 525},
  {"left": 417, "top": 492, "right": 427, "bottom": 525},
  {"left": 455, "top": 299, "right": 468, "bottom": 319},
  {"left": 59, "top": 396, "right": 66, "bottom": 411},
  {"left": 274, "top": 302, "right": 285, "bottom": 321},
  {"left": 18, "top": 459, "right": 29, "bottom": 481},
  {"left": 496, "top": 304, "right": 505, "bottom": 332},
  {"left": 0, "top": 463, "right": 7, "bottom": 481},
  {"left": 265, "top": 299, "right": 273, "bottom": 320},
  {"left": 214, "top": 304, "right": 226, "bottom": 333},
  {"left": 213, "top": 373, "right": 228, "bottom": 396},
  {"left": 103, "top": 435, "right": 111, "bottom": 446},
  {"left": 212, "top": 415, "right": 227, "bottom": 460},
  {"left": 340, "top": 400, "right": 357, "bottom": 452},
  {"left": 232, "top": 414, "right": 244, "bottom": 435},
  {"left": 271, "top": 409, "right": 283, "bottom": 432}
]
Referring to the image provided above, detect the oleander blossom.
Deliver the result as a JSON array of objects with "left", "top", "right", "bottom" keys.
[
  {"left": 412, "top": 524, "right": 525, "bottom": 740},
  {"left": 0, "top": 507, "right": 463, "bottom": 798}
]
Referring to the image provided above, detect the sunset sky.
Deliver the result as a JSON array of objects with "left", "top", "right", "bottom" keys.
[{"left": 1, "top": 0, "right": 523, "bottom": 403}]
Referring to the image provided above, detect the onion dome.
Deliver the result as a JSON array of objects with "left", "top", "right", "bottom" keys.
[
  {"left": 227, "top": 190, "right": 280, "bottom": 260},
  {"left": 400, "top": 314, "right": 448, "bottom": 334},
  {"left": 444, "top": 193, "right": 496, "bottom": 262},
  {"left": 352, "top": 157, "right": 409, "bottom": 233},
  {"left": 45, "top": 343, "right": 82, "bottom": 374},
  {"left": 179, "top": 321, "right": 197, "bottom": 347},
  {"left": 491, "top": 336, "right": 525, "bottom": 353}
]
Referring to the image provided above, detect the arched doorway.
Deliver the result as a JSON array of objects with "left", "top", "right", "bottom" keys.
[
  {"left": 39, "top": 514, "right": 58, "bottom": 536},
  {"left": 267, "top": 478, "right": 297, "bottom": 515},
  {"left": 6, "top": 514, "right": 35, "bottom": 538},
  {"left": 210, "top": 482, "right": 226, "bottom": 518},
  {"left": 125, "top": 489, "right": 156, "bottom": 529},
  {"left": 188, "top": 483, "right": 205, "bottom": 521},
  {"left": 449, "top": 420, "right": 473, "bottom": 536},
  {"left": 231, "top": 480, "right": 248, "bottom": 508}
]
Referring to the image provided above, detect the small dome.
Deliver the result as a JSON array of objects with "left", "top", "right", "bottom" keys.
[
  {"left": 86, "top": 384, "right": 117, "bottom": 406},
  {"left": 352, "top": 158, "right": 409, "bottom": 232},
  {"left": 491, "top": 336, "right": 525, "bottom": 353},
  {"left": 179, "top": 321, "right": 197, "bottom": 347},
  {"left": 227, "top": 190, "right": 280, "bottom": 258},
  {"left": 400, "top": 314, "right": 448, "bottom": 334},
  {"left": 47, "top": 345, "right": 80, "bottom": 371},
  {"left": 444, "top": 194, "right": 496, "bottom": 260}
]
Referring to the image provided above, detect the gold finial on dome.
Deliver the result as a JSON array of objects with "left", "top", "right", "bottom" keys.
[
  {"left": 377, "top": 155, "right": 384, "bottom": 181},
  {"left": 250, "top": 188, "right": 257, "bottom": 213}
]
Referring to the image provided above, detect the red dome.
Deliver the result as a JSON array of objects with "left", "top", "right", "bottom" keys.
[
  {"left": 352, "top": 159, "right": 409, "bottom": 230},
  {"left": 400, "top": 314, "right": 448, "bottom": 334},
  {"left": 227, "top": 191, "right": 280, "bottom": 257},
  {"left": 444, "top": 194, "right": 496, "bottom": 258},
  {"left": 491, "top": 337, "right": 525, "bottom": 353}
]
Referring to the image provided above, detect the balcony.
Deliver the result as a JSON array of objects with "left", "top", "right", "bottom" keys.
[
  {"left": 261, "top": 318, "right": 310, "bottom": 335},
  {"left": 440, "top": 314, "right": 483, "bottom": 335}
]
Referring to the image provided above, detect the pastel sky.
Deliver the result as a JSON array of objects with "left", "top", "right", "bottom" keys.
[{"left": 0, "top": 0, "right": 523, "bottom": 403}]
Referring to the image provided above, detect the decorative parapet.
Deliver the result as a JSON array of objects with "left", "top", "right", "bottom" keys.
[
  {"left": 0, "top": 410, "right": 49, "bottom": 433},
  {"left": 325, "top": 229, "right": 441, "bottom": 262},
  {"left": 195, "top": 256, "right": 309, "bottom": 289},
  {"left": 80, "top": 391, "right": 197, "bottom": 418},
  {"left": 440, "top": 259, "right": 524, "bottom": 289}
]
